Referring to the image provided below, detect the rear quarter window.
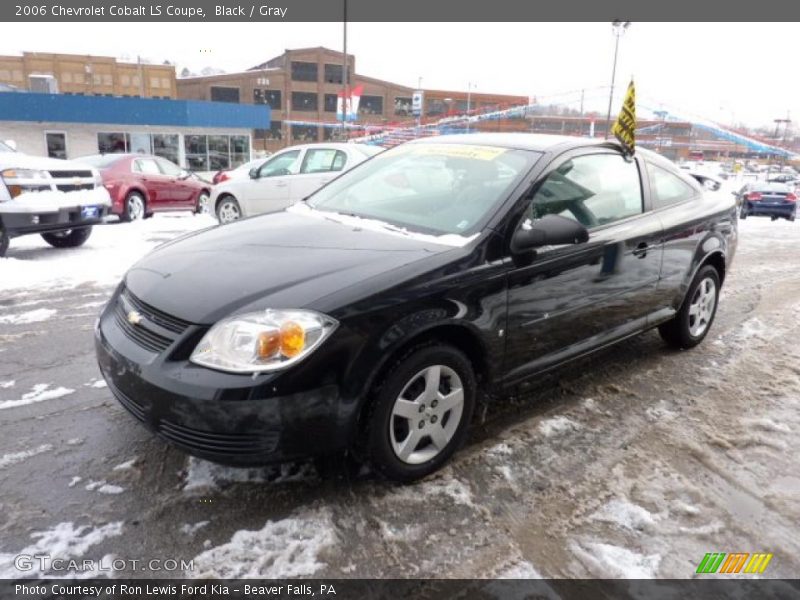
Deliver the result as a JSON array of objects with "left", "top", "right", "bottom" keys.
[{"left": 647, "top": 162, "right": 699, "bottom": 209}]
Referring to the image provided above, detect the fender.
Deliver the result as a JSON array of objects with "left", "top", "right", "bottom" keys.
[{"left": 674, "top": 235, "right": 728, "bottom": 310}]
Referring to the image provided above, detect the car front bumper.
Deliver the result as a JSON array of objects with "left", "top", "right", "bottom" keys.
[
  {"left": 94, "top": 298, "right": 349, "bottom": 466},
  {"left": 2, "top": 188, "right": 112, "bottom": 236}
]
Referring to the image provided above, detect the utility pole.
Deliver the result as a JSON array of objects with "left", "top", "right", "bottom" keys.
[{"left": 340, "top": 0, "right": 348, "bottom": 139}]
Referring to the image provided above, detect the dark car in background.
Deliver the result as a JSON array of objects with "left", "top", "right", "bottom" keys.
[
  {"left": 81, "top": 154, "right": 212, "bottom": 221},
  {"left": 95, "top": 134, "right": 737, "bottom": 482},
  {"left": 736, "top": 182, "right": 797, "bottom": 221}
]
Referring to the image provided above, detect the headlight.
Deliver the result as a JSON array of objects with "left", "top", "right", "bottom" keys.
[
  {"left": 190, "top": 309, "right": 338, "bottom": 373},
  {"left": 1, "top": 168, "right": 50, "bottom": 199}
]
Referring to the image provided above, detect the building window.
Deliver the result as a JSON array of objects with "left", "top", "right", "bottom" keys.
[
  {"left": 131, "top": 75, "right": 140, "bottom": 88},
  {"left": 291, "top": 61, "right": 317, "bottom": 82},
  {"left": 62, "top": 72, "right": 73, "bottom": 84},
  {"left": 210, "top": 86, "right": 240, "bottom": 103},
  {"left": 255, "top": 122, "right": 283, "bottom": 141},
  {"left": 323, "top": 127, "right": 346, "bottom": 141},
  {"left": 291, "top": 92, "right": 318, "bottom": 112},
  {"left": 359, "top": 95, "right": 383, "bottom": 116},
  {"left": 97, "top": 132, "right": 129, "bottom": 154},
  {"left": 291, "top": 125, "right": 318, "bottom": 143},
  {"left": 208, "top": 135, "right": 230, "bottom": 170},
  {"left": 152, "top": 134, "right": 179, "bottom": 164},
  {"left": 45, "top": 132, "right": 67, "bottom": 159},
  {"left": 254, "top": 89, "right": 281, "bottom": 109},
  {"left": 120, "top": 74, "right": 130, "bottom": 86},
  {"left": 394, "top": 97, "right": 412, "bottom": 116},
  {"left": 185, "top": 135, "right": 208, "bottom": 171},
  {"left": 161, "top": 77, "right": 171, "bottom": 90},
  {"left": 129, "top": 133, "right": 152, "bottom": 155},
  {"left": 324, "top": 64, "right": 349, "bottom": 84},
  {"left": 103, "top": 74, "right": 113, "bottom": 86},
  {"left": 183, "top": 134, "right": 251, "bottom": 171},
  {"left": 323, "top": 93, "right": 338, "bottom": 113},
  {"left": 426, "top": 99, "right": 446, "bottom": 117}
]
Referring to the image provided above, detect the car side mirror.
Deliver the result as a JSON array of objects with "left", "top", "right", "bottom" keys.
[
  {"left": 511, "top": 214, "right": 589, "bottom": 253},
  {"left": 249, "top": 167, "right": 259, "bottom": 179}
]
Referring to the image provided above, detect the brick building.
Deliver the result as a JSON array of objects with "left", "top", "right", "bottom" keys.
[
  {"left": 176, "top": 47, "right": 528, "bottom": 152},
  {"left": 0, "top": 52, "right": 177, "bottom": 99}
]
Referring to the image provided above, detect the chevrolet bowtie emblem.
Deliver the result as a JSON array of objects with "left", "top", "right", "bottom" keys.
[{"left": 127, "top": 310, "right": 143, "bottom": 326}]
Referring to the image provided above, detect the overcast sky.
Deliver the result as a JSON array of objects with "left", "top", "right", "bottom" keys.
[{"left": 0, "top": 22, "right": 796, "bottom": 129}]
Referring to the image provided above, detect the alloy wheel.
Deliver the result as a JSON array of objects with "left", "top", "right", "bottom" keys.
[
  {"left": 688, "top": 277, "right": 717, "bottom": 337},
  {"left": 128, "top": 195, "right": 145, "bottom": 220},
  {"left": 389, "top": 365, "right": 464, "bottom": 465},
  {"left": 218, "top": 200, "right": 241, "bottom": 223}
]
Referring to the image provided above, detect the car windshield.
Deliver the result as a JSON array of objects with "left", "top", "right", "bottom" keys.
[
  {"left": 306, "top": 143, "right": 538, "bottom": 236},
  {"left": 0, "top": 140, "right": 15, "bottom": 153},
  {"left": 80, "top": 154, "right": 124, "bottom": 168}
]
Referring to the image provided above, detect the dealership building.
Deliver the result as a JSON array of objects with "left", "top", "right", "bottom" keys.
[{"left": 0, "top": 92, "right": 270, "bottom": 172}]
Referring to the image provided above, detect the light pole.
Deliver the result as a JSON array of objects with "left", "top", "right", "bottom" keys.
[{"left": 604, "top": 20, "right": 630, "bottom": 139}]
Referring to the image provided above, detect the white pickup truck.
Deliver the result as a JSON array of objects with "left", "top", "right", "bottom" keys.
[{"left": 0, "top": 139, "right": 111, "bottom": 257}]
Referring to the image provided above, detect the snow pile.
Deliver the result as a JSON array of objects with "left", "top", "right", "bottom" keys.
[
  {"left": 182, "top": 457, "right": 316, "bottom": 493},
  {"left": 0, "top": 444, "right": 52, "bottom": 469},
  {"left": 85, "top": 480, "right": 125, "bottom": 495},
  {"left": 190, "top": 509, "right": 336, "bottom": 578},
  {"left": 112, "top": 458, "right": 137, "bottom": 471},
  {"left": 0, "top": 521, "right": 123, "bottom": 578},
  {"left": 589, "top": 498, "right": 659, "bottom": 531},
  {"left": 0, "top": 380, "right": 15, "bottom": 388},
  {"left": 392, "top": 475, "right": 475, "bottom": 507},
  {"left": 538, "top": 416, "right": 581, "bottom": 437},
  {"left": 0, "top": 213, "right": 216, "bottom": 292},
  {"left": 571, "top": 541, "right": 661, "bottom": 578},
  {"left": 0, "top": 308, "right": 57, "bottom": 325},
  {"left": 0, "top": 384, "right": 74, "bottom": 411}
]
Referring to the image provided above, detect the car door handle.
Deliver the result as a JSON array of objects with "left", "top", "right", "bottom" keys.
[
  {"left": 632, "top": 242, "right": 648, "bottom": 258},
  {"left": 275, "top": 182, "right": 288, "bottom": 188}
]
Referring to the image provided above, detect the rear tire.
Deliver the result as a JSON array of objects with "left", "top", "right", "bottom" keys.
[
  {"left": 739, "top": 207, "right": 747, "bottom": 219},
  {"left": 121, "top": 192, "right": 146, "bottom": 222},
  {"left": 196, "top": 191, "right": 210, "bottom": 215},
  {"left": 366, "top": 344, "right": 476, "bottom": 482},
  {"left": 659, "top": 265, "right": 720, "bottom": 350},
  {"left": 41, "top": 227, "right": 92, "bottom": 249}
]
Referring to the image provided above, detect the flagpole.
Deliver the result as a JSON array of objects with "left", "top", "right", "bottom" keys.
[
  {"left": 341, "top": 0, "right": 348, "bottom": 138},
  {"left": 605, "top": 21, "right": 630, "bottom": 139}
]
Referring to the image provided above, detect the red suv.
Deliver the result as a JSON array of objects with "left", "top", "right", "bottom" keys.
[{"left": 81, "top": 154, "right": 211, "bottom": 221}]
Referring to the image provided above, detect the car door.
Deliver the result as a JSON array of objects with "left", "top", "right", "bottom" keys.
[
  {"left": 133, "top": 157, "right": 172, "bottom": 210},
  {"left": 242, "top": 149, "right": 303, "bottom": 215},
  {"left": 290, "top": 148, "right": 348, "bottom": 202},
  {"left": 503, "top": 149, "right": 664, "bottom": 382},
  {"left": 155, "top": 157, "right": 194, "bottom": 207}
]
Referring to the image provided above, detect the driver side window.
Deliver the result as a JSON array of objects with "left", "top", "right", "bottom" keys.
[
  {"left": 528, "top": 153, "right": 643, "bottom": 228},
  {"left": 258, "top": 150, "right": 301, "bottom": 178}
]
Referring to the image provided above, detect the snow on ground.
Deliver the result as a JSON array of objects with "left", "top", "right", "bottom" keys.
[
  {"left": 85, "top": 480, "right": 125, "bottom": 495},
  {"left": 182, "top": 457, "right": 317, "bottom": 493},
  {"left": 0, "top": 308, "right": 57, "bottom": 324},
  {"left": 0, "top": 521, "right": 123, "bottom": 578},
  {"left": 538, "top": 415, "right": 581, "bottom": 437},
  {"left": 112, "top": 458, "right": 137, "bottom": 471},
  {"left": 0, "top": 213, "right": 216, "bottom": 293},
  {"left": 0, "top": 380, "right": 14, "bottom": 388},
  {"left": 84, "top": 379, "right": 108, "bottom": 389},
  {"left": 0, "top": 383, "right": 74, "bottom": 410},
  {"left": 0, "top": 444, "right": 52, "bottom": 469},
  {"left": 571, "top": 541, "right": 662, "bottom": 578},
  {"left": 589, "top": 498, "right": 660, "bottom": 532},
  {"left": 180, "top": 521, "right": 210, "bottom": 537},
  {"left": 189, "top": 509, "right": 336, "bottom": 578}
]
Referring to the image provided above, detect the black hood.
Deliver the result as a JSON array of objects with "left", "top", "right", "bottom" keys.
[{"left": 124, "top": 210, "right": 453, "bottom": 324}]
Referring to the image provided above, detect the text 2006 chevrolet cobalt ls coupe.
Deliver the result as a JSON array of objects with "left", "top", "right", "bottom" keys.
[{"left": 95, "top": 134, "right": 737, "bottom": 482}]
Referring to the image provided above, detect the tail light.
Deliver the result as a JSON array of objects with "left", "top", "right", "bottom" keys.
[
  {"left": 786, "top": 193, "right": 797, "bottom": 202},
  {"left": 746, "top": 192, "right": 762, "bottom": 201}
]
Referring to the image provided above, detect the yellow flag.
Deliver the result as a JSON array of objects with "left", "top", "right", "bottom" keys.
[{"left": 612, "top": 79, "right": 636, "bottom": 155}]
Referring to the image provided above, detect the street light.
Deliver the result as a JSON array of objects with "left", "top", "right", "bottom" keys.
[{"left": 604, "top": 20, "right": 631, "bottom": 139}]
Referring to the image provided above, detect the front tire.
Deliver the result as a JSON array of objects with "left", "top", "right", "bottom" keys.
[
  {"left": 659, "top": 265, "right": 720, "bottom": 349},
  {"left": 41, "top": 227, "right": 92, "bottom": 249},
  {"left": 739, "top": 206, "right": 747, "bottom": 219},
  {"left": 366, "top": 344, "right": 476, "bottom": 482},
  {"left": 0, "top": 221, "right": 9, "bottom": 257},
  {"left": 216, "top": 196, "right": 242, "bottom": 224}
]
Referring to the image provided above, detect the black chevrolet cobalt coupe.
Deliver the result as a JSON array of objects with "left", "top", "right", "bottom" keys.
[{"left": 95, "top": 134, "right": 737, "bottom": 481}]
